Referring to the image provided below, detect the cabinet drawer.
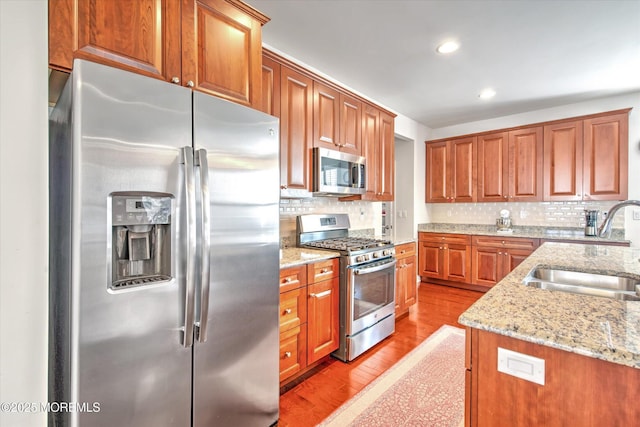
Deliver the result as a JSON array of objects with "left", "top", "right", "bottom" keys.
[
  {"left": 279, "top": 325, "right": 307, "bottom": 382},
  {"left": 279, "top": 265, "right": 307, "bottom": 293},
  {"left": 279, "top": 286, "right": 307, "bottom": 332},
  {"left": 395, "top": 242, "right": 416, "bottom": 258},
  {"left": 308, "top": 258, "right": 339, "bottom": 283},
  {"left": 472, "top": 236, "right": 539, "bottom": 250},
  {"left": 419, "top": 232, "right": 471, "bottom": 245}
]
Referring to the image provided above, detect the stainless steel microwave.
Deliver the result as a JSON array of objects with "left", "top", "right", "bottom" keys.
[{"left": 313, "top": 147, "right": 366, "bottom": 196}]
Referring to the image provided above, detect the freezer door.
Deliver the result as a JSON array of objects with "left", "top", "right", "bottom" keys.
[
  {"left": 49, "top": 60, "right": 193, "bottom": 427},
  {"left": 192, "top": 92, "right": 280, "bottom": 427}
]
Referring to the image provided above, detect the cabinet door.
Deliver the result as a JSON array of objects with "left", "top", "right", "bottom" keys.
[
  {"left": 307, "top": 277, "right": 340, "bottom": 364},
  {"left": 339, "top": 93, "right": 363, "bottom": 156},
  {"left": 362, "top": 105, "right": 380, "bottom": 199},
  {"left": 472, "top": 246, "right": 501, "bottom": 287},
  {"left": 418, "top": 241, "right": 445, "bottom": 279},
  {"left": 451, "top": 137, "right": 477, "bottom": 202},
  {"left": 378, "top": 111, "right": 395, "bottom": 201},
  {"left": 509, "top": 127, "right": 543, "bottom": 201},
  {"left": 313, "top": 82, "right": 340, "bottom": 150},
  {"left": 425, "top": 141, "right": 450, "bottom": 203},
  {"left": 260, "top": 54, "right": 280, "bottom": 116},
  {"left": 477, "top": 132, "right": 508, "bottom": 202},
  {"left": 49, "top": 0, "right": 182, "bottom": 81},
  {"left": 401, "top": 255, "right": 417, "bottom": 307},
  {"left": 182, "top": 0, "right": 267, "bottom": 108},
  {"left": 280, "top": 66, "right": 313, "bottom": 194},
  {"left": 446, "top": 243, "right": 471, "bottom": 283},
  {"left": 583, "top": 113, "right": 628, "bottom": 201},
  {"left": 543, "top": 120, "right": 583, "bottom": 201},
  {"left": 503, "top": 248, "right": 534, "bottom": 275}
]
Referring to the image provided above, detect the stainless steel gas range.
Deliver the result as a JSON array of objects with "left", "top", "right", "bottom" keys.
[{"left": 297, "top": 214, "right": 396, "bottom": 361}]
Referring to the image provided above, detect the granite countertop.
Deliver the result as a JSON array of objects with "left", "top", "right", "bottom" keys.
[
  {"left": 418, "top": 223, "right": 628, "bottom": 244},
  {"left": 459, "top": 242, "right": 640, "bottom": 369},
  {"left": 279, "top": 247, "right": 340, "bottom": 269}
]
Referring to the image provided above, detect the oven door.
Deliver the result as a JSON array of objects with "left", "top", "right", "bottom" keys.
[{"left": 346, "top": 258, "right": 396, "bottom": 336}]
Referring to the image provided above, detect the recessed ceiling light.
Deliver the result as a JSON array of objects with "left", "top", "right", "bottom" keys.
[
  {"left": 479, "top": 88, "right": 496, "bottom": 99},
  {"left": 436, "top": 41, "right": 460, "bottom": 54}
]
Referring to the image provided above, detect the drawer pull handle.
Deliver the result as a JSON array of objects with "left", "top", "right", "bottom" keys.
[
  {"left": 283, "top": 277, "right": 292, "bottom": 283},
  {"left": 284, "top": 308, "right": 292, "bottom": 314},
  {"left": 310, "top": 290, "right": 331, "bottom": 298},
  {"left": 319, "top": 268, "right": 330, "bottom": 274},
  {"left": 284, "top": 351, "right": 292, "bottom": 358}
]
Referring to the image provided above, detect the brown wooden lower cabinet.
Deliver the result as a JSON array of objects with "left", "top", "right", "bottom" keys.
[
  {"left": 466, "top": 327, "right": 640, "bottom": 426},
  {"left": 395, "top": 242, "right": 417, "bottom": 316},
  {"left": 471, "top": 236, "right": 539, "bottom": 288},
  {"left": 279, "top": 258, "right": 339, "bottom": 385},
  {"left": 418, "top": 233, "right": 472, "bottom": 284}
]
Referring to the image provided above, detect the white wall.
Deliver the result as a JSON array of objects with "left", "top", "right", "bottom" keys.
[
  {"left": 0, "top": 1, "right": 48, "bottom": 426},
  {"left": 428, "top": 92, "right": 640, "bottom": 245},
  {"left": 394, "top": 114, "right": 431, "bottom": 237}
]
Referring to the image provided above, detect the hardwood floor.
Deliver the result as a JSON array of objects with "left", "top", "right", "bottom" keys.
[{"left": 277, "top": 282, "right": 484, "bottom": 427}]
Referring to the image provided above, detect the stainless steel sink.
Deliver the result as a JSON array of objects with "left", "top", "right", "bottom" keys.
[{"left": 522, "top": 267, "right": 640, "bottom": 301}]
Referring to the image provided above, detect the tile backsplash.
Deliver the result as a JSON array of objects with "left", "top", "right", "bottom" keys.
[
  {"left": 279, "top": 198, "right": 378, "bottom": 247},
  {"left": 429, "top": 201, "right": 625, "bottom": 229}
]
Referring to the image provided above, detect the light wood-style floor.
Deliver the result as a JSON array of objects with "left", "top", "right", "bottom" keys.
[{"left": 277, "top": 282, "right": 484, "bottom": 427}]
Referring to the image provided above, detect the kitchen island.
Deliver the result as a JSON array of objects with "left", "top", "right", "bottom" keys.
[{"left": 459, "top": 242, "right": 640, "bottom": 426}]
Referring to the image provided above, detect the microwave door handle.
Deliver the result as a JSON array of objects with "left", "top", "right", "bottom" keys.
[
  {"left": 195, "top": 149, "right": 210, "bottom": 343},
  {"left": 180, "top": 147, "right": 197, "bottom": 348},
  {"left": 353, "top": 259, "right": 397, "bottom": 275}
]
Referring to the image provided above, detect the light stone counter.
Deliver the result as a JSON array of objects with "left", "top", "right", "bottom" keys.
[
  {"left": 459, "top": 242, "right": 640, "bottom": 369},
  {"left": 418, "top": 223, "right": 628, "bottom": 244},
  {"left": 279, "top": 247, "right": 340, "bottom": 269}
]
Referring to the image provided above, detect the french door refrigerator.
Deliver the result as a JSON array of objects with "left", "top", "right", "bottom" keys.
[{"left": 49, "top": 59, "right": 280, "bottom": 427}]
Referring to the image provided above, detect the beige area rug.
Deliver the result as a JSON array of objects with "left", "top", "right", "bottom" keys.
[{"left": 317, "top": 325, "right": 466, "bottom": 427}]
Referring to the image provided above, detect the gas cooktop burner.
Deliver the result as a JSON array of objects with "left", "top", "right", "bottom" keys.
[{"left": 303, "top": 237, "right": 392, "bottom": 252}]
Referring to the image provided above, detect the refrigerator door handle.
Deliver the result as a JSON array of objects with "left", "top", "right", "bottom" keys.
[
  {"left": 181, "top": 147, "right": 197, "bottom": 348},
  {"left": 195, "top": 148, "right": 211, "bottom": 343}
]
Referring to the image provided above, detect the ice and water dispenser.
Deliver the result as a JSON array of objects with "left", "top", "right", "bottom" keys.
[{"left": 109, "top": 192, "right": 173, "bottom": 291}]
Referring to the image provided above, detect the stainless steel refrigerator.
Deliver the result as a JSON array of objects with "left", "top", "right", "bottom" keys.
[{"left": 49, "top": 59, "right": 280, "bottom": 427}]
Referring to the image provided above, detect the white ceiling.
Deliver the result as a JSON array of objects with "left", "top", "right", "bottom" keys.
[{"left": 246, "top": 0, "right": 640, "bottom": 128}]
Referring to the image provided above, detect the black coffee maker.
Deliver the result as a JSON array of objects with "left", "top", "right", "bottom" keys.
[{"left": 584, "top": 209, "right": 599, "bottom": 236}]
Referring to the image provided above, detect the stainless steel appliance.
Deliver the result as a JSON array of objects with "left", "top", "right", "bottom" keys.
[
  {"left": 313, "top": 147, "right": 366, "bottom": 196},
  {"left": 48, "top": 60, "right": 280, "bottom": 427},
  {"left": 297, "top": 214, "right": 396, "bottom": 361},
  {"left": 584, "top": 209, "right": 599, "bottom": 236},
  {"left": 496, "top": 209, "right": 513, "bottom": 233}
]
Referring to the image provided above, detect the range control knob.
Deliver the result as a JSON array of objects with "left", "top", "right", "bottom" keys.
[
  {"left": 355, "top": 255, "right": 366, "bottom": 263},
  {"left": 372, "top": 252, "right": 380, "bottom": 258}
]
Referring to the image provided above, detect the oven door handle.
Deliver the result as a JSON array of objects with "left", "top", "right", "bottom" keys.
[{"left": 352, "top": 259, "right": 397, "bottom": 275}]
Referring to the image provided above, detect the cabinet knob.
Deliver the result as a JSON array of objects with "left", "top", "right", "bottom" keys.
[
  {"left": 284, "top": 351, "right": 292, "bottom": 358},
  {"left": 281, "top": 185, "right": 288, "bottom": 190},
  {"left": 320, "top": 268, "right": 328, "bottom": 274},
  {"left": 171, "top": 76, "right": 180, "bottom": 84},
  {"left": 186, "top": 80, "right": 194, "bottom": 88},
  {"left": 283, "top": 277, "right": 292, "bottom": 283},
  {"left": 284, "top": 308, "right": 292, "bottom": 314}
]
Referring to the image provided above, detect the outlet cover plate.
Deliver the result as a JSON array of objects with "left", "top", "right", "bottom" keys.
[{"left": 497, "top": 347, "right": 545, "bottom": 385}]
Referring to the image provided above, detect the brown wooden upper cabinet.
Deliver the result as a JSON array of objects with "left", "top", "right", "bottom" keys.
[
  {"left": 425, "top": 137, "right": 476, "bottom": 203},
  {"left": 313, "top": 82, "right": 362, "bottom": 156},
  {"left": 544, "top": 111, "right": 629, "bottom": 201},
  {"left": 362, "top": 105, "right": 395, "bottom": 201},
  {"left": 49, "top": 0, "right": 269, "bottom": 110},
  {"left": 477, "top": 127, "right": 543, "bottom": 202},
  {"left": 260, "top": 49, "right": 395, "bottom": 200},
  {"left": 279, "top": 65, "right": 314, "bottom": 197}
]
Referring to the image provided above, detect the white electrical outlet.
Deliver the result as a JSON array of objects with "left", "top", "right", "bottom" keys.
[
  {"left": 497, "top": 347, "right": 545, "bottom": 385},
  {"left": 633, "top": 210, "right": 640, "bottom": 221}
]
